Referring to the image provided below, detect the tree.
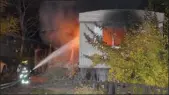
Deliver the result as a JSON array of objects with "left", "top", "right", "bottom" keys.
[
  {"left": 9, "top": 0, "right": 40, "bottom": 37},
  {"left": 0, "top": 0, "right": 19, "bottom": 36},
  {"left": 0, "top": 16, "right": 19, "bottom": 36},
  {"left": 84, "top": 20, "right": 168, "bottom": 87},
  {"left": 8, "top": 0, "right": 40, "bottom": 56}
]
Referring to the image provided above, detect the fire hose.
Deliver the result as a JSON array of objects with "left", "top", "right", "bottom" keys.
[
  {"left": 0, "top": 80, "right": 20, "bottom": 89},
  {"left": 0, "top": 70, "right": 33, "bottom": 90}
]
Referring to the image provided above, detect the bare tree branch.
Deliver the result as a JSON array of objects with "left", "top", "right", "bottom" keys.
[
  {"left": 29, "top": 31, "right": 38, "bottom": 38},
  {"left": 24, "top": 0, "right": 35, "bottom": 10},
  {"left": 4, "top": 31, "right": 20, "bottom": 37},
  {"left": 25, "top": 17, "right": 36, "bottom": 24},
  {"left": 84, "top": 23, "right": 102, "bottom": 42},
  {"left": 5, "top": 0, "right": 40, "bottom": 41},
  {"left": 0, "top": 0, "right": 7, "bottom": 12},
  {"left": 28, "top": 29, "right": 39, "bottom": 38},
  {"left": 83, "top": 33, "right": 93, "bottom": 43},
  {"left": 26, "top": 20, "right": 38, "bottom": 29},
  {"left": 84, "top": 24, "right": 96, "bottom": 36},
  {"left": 22, "top": 0, "right": 26, "bottom": 10},
  {"left": 9, "top": 0, "right": 20, "bottom": 11},
  {"left": 94, "top": 22, "right": 103, "bottom": 30},
  {"left": 9, "top": 0, "right": 36, "bottom": 37}
]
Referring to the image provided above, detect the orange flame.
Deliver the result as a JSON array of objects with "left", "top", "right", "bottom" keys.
[{"left": 46, "top": 18, "right": 79, "bottom": 67}]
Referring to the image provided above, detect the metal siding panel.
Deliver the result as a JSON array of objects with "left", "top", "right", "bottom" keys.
[
  {"left": 79, "top": 23, "right": 102, "bottom": 67},
  {"left": 79, "top": 10, "right": 164, "bottom": 23}
]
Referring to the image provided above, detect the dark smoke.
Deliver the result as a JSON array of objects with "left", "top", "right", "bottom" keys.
[{"left": 39, "top": 1, "right": 79, "bottom": 47}]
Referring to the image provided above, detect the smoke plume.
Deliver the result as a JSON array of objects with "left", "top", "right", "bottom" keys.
[{"left": 39, "top": 1, "right": 79, "bottom": 67}]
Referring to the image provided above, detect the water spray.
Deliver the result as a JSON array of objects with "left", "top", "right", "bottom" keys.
[{"left": 33, "top": 36, "right": 79, "bottom": 70}]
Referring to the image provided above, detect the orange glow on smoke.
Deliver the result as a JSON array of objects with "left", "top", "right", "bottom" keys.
[
  {"left": 46, "top": 19, "right": 79, "bottom": 67},
  {"left": 47, "top": 11, "right": 79, "bottom": 47},
  {"left": 69, "top": 33, "right": 79, "bottom": 64},
  {"left": 44, "top": 10, "right": 80, "bottom": 66},
  {"left": 70, "top": 48, "right": 74, "bottom": 64}
]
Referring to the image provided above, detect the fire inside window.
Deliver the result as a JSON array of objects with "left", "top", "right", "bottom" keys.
[{"left": 94, "top": 26, "right": 126, "bottom": 48}]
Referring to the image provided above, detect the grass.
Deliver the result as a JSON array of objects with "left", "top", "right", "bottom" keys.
[
  {"left": 31, "top": 88, "right": 74, "bottom": 94},
  {"left": 31, "top": 88, "right": 56, "bottom": 94},
  {"left": 74, "top": 85, "right": 105, "bottom": 94}
]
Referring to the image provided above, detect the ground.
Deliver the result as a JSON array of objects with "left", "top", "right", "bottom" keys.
[
  {"left": 1, "top": 76, "right": 76, "bottom": 94},
  {"left": 1, "top": 68, "right": 77, "bottom": 94}
]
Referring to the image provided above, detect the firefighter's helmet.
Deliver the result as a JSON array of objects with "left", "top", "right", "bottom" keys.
[{"left": 21, "top": 60, "right": 28, "bottom": 64}]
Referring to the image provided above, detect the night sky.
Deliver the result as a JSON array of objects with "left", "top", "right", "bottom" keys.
[{"left": 77, "top": 0, "right": 148, "bottom": 12}]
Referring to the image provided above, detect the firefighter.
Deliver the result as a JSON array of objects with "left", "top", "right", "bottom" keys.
[{"left": 17, "top": 60, "right": 30, "bottom": 84}]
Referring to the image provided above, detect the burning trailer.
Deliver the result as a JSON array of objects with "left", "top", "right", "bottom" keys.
[
  {"left": 36, "top": 0, "right": 164, "bottom": 83},
  {"left": 78, "top": 10, "right": 164, "bottom": 82}
]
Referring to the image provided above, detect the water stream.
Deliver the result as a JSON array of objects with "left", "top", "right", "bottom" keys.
[{"left": 33, "top": 37, "right": 79, "bottom": 70}]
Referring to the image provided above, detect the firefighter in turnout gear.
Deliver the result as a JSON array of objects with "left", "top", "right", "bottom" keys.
[{"left": 17, "top": 60, "right": 30, "bottom": 84}]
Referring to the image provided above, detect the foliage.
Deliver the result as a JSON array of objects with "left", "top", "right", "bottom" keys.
[
  {"left": 83, "top": 53, "right": 105, "bottom": 66},
  {"left": 0, "top": 0, "right": 19, "bottom": 36},
  {"left": 74, "top": 85, "right": 104, "bottom": 94},
  {"left": 84, "top": 21, "right": 168, "bottom": 88},
  {"left": 0, "top": 16, "right": 19, "bottom": 36},
  {"left": 8, "top": 0, "right": 40, "bottom": 38},
  {"left": 0, "top": 0, "right": 40, "bottom": 57}
]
